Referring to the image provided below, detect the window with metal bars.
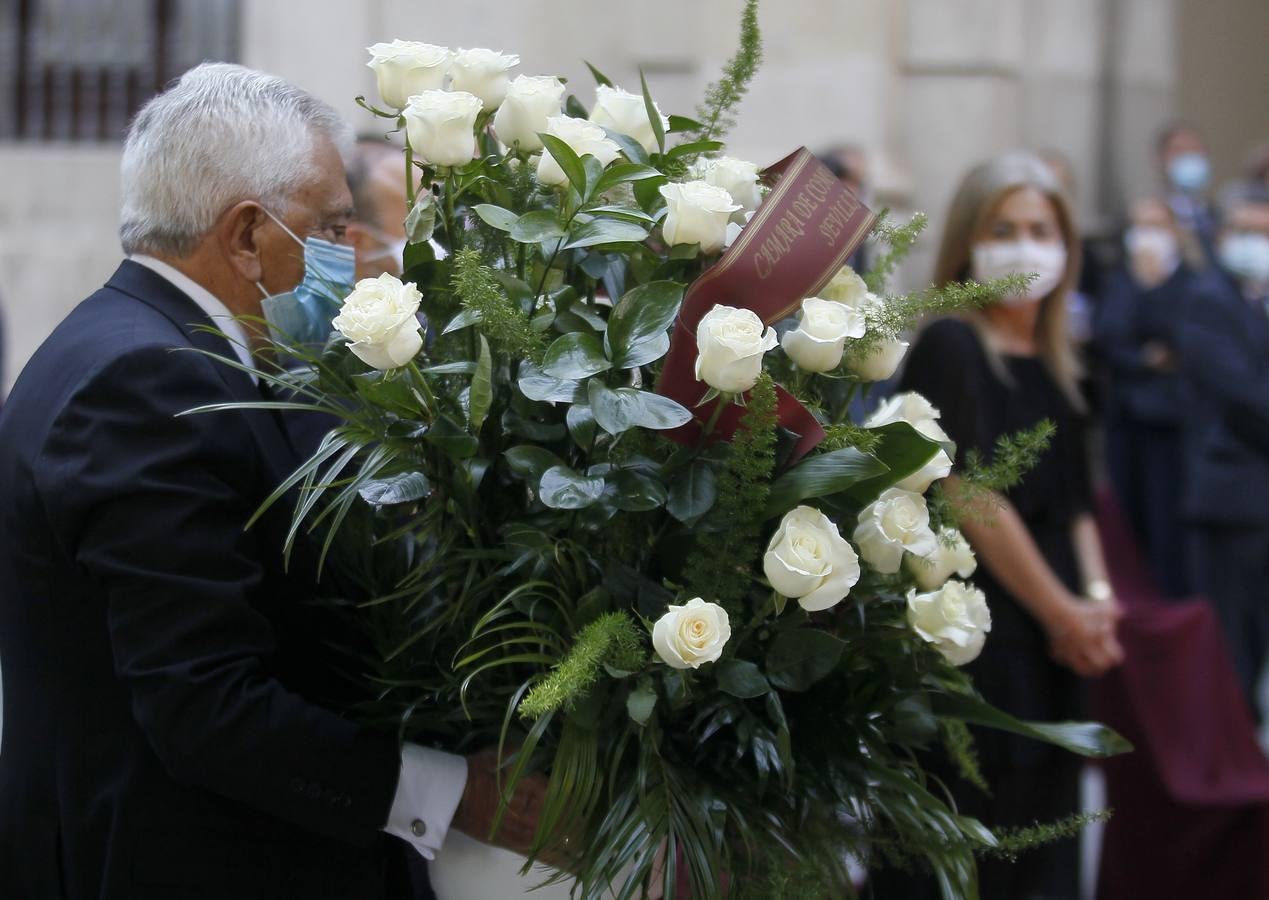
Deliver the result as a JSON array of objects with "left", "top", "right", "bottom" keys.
[{"left": 2, "top": 0, "right": 240, "bottom": 142}]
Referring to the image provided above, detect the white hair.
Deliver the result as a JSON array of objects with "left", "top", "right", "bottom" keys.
[{"left": 119, "top": 62, "right": 353, "bottom": 257}]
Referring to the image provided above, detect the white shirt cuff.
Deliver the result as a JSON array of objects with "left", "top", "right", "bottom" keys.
[{"left": 383, "top": 742, "right": 468, "bottom": 860}]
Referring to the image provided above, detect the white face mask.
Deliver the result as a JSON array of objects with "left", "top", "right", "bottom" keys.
[
  {"left": 971, "top": 239, "right": 1068, "bottom": 306},
  {"left": 1124, "top": 226, "right": 1180, "bottom": 278},
  {"left": 1220, "top": 232, "right": 1269, "bottom": 287}
]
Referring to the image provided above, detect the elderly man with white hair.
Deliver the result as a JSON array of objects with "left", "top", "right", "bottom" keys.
[{"left": 0, "top": 63, "right": 545, "bottom": 900}]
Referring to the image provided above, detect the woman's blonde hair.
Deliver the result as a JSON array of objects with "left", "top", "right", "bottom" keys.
[{"left": 932, "top": 151, "right": 1084, "bottom": 409}]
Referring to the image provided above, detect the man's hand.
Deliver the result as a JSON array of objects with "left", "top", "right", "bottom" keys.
[{"left": 452, "top": 748, "right": 548, "bottom": 855}]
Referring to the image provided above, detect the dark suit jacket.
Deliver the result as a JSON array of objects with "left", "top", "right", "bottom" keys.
[
  {"left": 1094, "top": 264, "right": 1192, "bottom": 426},
  {"left": 0, "top": 261, "right": 410, "bottom": 899},
  {"left": 1179, "top": 270, "right": 1269, "bottom": 526}
]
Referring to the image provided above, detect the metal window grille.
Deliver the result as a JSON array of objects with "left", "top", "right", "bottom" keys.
[{"left": 2, "top": 0, "right": 240, "bottom": 142}]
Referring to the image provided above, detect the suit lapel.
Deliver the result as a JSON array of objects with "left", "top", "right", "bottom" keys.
[{"left": 104, "top": 260, "right": 302, "bottom": 482}]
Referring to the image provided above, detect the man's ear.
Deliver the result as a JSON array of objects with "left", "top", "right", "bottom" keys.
[{"left": 220, "top": 200, "right": 268, "bottom": 284}]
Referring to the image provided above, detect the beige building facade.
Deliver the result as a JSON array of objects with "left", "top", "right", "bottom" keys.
[{"left": 1, "top": 0, "right": 1266, "bottom": 393}]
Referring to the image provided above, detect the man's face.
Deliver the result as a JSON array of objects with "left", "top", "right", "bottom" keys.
[
  {"left": 1160, "top": 128, "right": 1206, "bottom": 169},
  {"left": 252, "top": 136, "right": 354, "bottom": 309},
  {"left": 351, "top": 152, "right": 410, "bottom": 280}
]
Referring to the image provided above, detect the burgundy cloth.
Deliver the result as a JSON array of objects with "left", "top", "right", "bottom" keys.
[
  {"left": 656, "top": 148, "right": 875, "bottom": 462},
  {"left": 1092, "top": 490, "right": 1269, "bottom": 900}
]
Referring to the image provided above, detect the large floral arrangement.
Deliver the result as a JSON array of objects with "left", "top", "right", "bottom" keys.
[{"left": 219, "top": 4, "right": 1127, "bottom": 897}]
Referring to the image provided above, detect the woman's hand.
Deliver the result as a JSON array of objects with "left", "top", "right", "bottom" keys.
[{"left": 1044, "top": 597, "right": 1124, "bottom": 677}]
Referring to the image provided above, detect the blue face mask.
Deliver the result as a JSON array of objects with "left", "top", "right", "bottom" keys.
[
  {"left": 1167, "top": 153, "right": 1210, "bottom": 193},
  {"left": 256, "top": 209, "right": 356, "bottom": 350},
  {"left": 1220, "top": 232, "right": 1269, "bottom": 287}
]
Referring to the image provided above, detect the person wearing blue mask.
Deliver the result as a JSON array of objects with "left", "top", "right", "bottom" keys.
[
  {"left": 0, "top": 63, "right": 549, "bottom": 900},
  {"left": 258, "top": 206, "right": 357, "bottom": 350},
  {"left": 1156, "top": 121, "right": 1219, "bottom": 264},
  {"left": 1176, "top": 186, "right": 1269, "bottom": 716}
]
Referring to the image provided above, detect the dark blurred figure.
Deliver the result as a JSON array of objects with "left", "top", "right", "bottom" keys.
[
  {"left": 347, "top": 137, "right": 409, "bottom": 280},
  {"left": 1157, "top": 121, "right": 1219, "bottom": 263},
  {"left": 1178, "top": 185, "right": 1269, "bottom": 711},
  {"left": 818, "top": 143, "right": 871, "bottom": 273},
  {"left": 1094, "top": 197, "right": 1203, "bottom": 598}
]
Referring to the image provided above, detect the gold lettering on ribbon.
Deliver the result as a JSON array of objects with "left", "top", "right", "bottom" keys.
[{"left": 754, "top": 168, "right": 859, "bottom": 279}]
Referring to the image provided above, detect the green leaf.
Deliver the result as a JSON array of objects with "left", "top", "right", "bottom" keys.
[
  {"left": 423, "top": 415, "right": 479, "bottom": 459},
  {"left": 932, "top": 691, "right": 1133, "bottom": 758},
  {"left": 598, "top": 126, "right": 650, "bottom": 166},
  {"left": 357, "top": 471, "right": 431, "bottom": 506},
  {"left": 510, "top": 210, "right": 565, "bottom": 244},
  {"left": 593, "top": 163, "right": 665, "bottom": 196},
  {"left": 584, "top": 60, "right": 614, "bottom": 87},
  {"left": 667, "top": 114, "right": 704, "bottom": 133},
  {"left": 844, "top": 421, "right": 945, "bottom": 505},
  {"left": 666, "top": 139, "right": 725, "bottom": 160},
  {"left": 606, "top": 281, "right": 683, "bottom": 366},
  {"left": 468, "top": 335, "right": 492, "bottom": 433},
  {"left": 716, "top": 659, "right": 769, "bottom": 698},
  {"left": 504, "top": 445, "right": 565, "bottom": 483},
  {"left": 472, "top": 203, "right": 519, "bottom": 232},
  {"left": 611, "top": 468, "right": 668, "bottom": 512},
  {"left": 564, "top": 93, "right": 589, "bottom": 119},
  {"left": 542, "top": 332, "right": 612, "bottom": 380},
  {"left": 637, "top": 69, "right": 666, "bottom": 156},
  {"left": 588, "top": 380, "right": 692, "bottom": 435},
  {"left": 517, "top": 362, "right": 583, "bottom": 403},
  {"left": 538, "top": 133, "right": 588, "bottom": 197},
  {"left": 404, "top": 192, "right": 437, "bottom": 243},
  {"left": 564, "top": 218, "right": 649, "bottom": 250},
  {"left": 442, "top": 308, "right": 483, "bottom": 335},
  {"left": 420, "top": 361, "right": 477, "bottom": 375},
  {"left": 616, "top": 332, "right": 671, "bottom": 369},
  {"left": 765, "top": 629, "right": 847, "bottom": 691},
  {"left": 626, "top": 682, "right": 657, "bottom": 726},
  {"left": 585, "top": 204, "right": 658, "bottom": 224},
  {"left": 666, "top": 460, "right": 716, "bottom": 523},
  {"left": 539, "top": 465, "right": 606, "bottom": 510},
  {"left": 566, "top": 403, "right": 597, "bottom": 448},
  {"left": 765, "top": 447, "right": 890, "bottom": 518}
]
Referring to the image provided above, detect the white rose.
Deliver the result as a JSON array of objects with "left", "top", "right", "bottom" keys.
[
  {"left": 781, "top": 297, "right": 866, "bottom": 373},
  {"left": 846, "top": 336, "right": 909, "bottom": 381},
  {"left": 906, "top": 527, "right": 978, "bottom": 591},
  {"left": 366, "top": 40, "right": 450, "bottom": 110},
  {"left": 492, "top": 75, "right": 566, "bottom": 153},
  {"left": 449, "top": 47, "right": 519, "bottom": 108},
  {"left": 762, "top": 506, "right": 862, "bottom": 611},
  {"left": 853, "top": 487, "right": 939, "bottom": 574},
  {"left": 403, "top": 90, "right": 483, "bottom": 168},
  {"left": 694, "top": 304, "right": 778, "bottom": 393},
  {"left": 535, "top": 115, "right": 622, "bottom": 187},
  {"left": 588, "top": 84, "right": 670, "bottom": 154},
  {"left": 660, "top": 181, "right": 741, "bottom": 255},
  {"left": 689, "top": 156, "right": 762, "bottom": 219},
  {"left": 907, "top": 580, "right": 992, "bottom": 666},
  {"left": 865, "top": 392, "right": 953, "bottom": 491},
  {"left": 332, "top": 273, "right": 424, "bottom": 370},
  {"left": 652, "top": 598, "right": 731, "bottom": 669},
  {"left": 865, "top": 392, "right": 949, "bottom": 442},
  {"left": 820, "top": 266, "right": 869, "bottom": 307}
]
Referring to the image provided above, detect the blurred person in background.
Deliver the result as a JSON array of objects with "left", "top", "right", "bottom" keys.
[
  {"left": 1178, "top": 185, "right": 1269, "bottom": 713},
  {"left": 1157, "top": 121, "right": 1219, "bottom": 263},
  {"left": 1093, "top": 197, "right": 1203, "bottom": 598},
  {"left": 870, "top": 152, "right": 1123, "bottom": 900},
  {"left": 347, "top": 136, "right": 409, "bottom": 280}
]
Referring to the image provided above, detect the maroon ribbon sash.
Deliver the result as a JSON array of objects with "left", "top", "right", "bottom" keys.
[{"left": 655, "top": 147, "right": 876, "bottom": 461}]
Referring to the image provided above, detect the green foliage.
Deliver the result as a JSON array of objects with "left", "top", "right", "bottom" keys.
[
  {"left": 683, "top": 374, "right": 778, "bottom": 612},
  {"left": 690, "top": 0, "right": 764, "bottom": 145},
  {"left": 941, "top": 719, "right": 989, "bottom": 794},
  {"left": 820, "top": 421, "right": 882, "bottom": 455},
  {"left": 519, "top": 612, "right": 645, "bottom": 719},
  {"left": 983, "top": 809, "right": 1112, "bottom": 862},
  {"left": 944, "top": 420, "right": 1057, "bottom": 525},
  {"left": 451, "top": 248, "right": 546, "bottom": 362},
  {"left": 864, "top": 210, "right": 927, "bottom": 294}
]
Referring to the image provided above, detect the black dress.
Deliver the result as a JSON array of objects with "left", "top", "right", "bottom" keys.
[{"left": 874, "top": 317, "right": 1092, "bottom": 900}]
